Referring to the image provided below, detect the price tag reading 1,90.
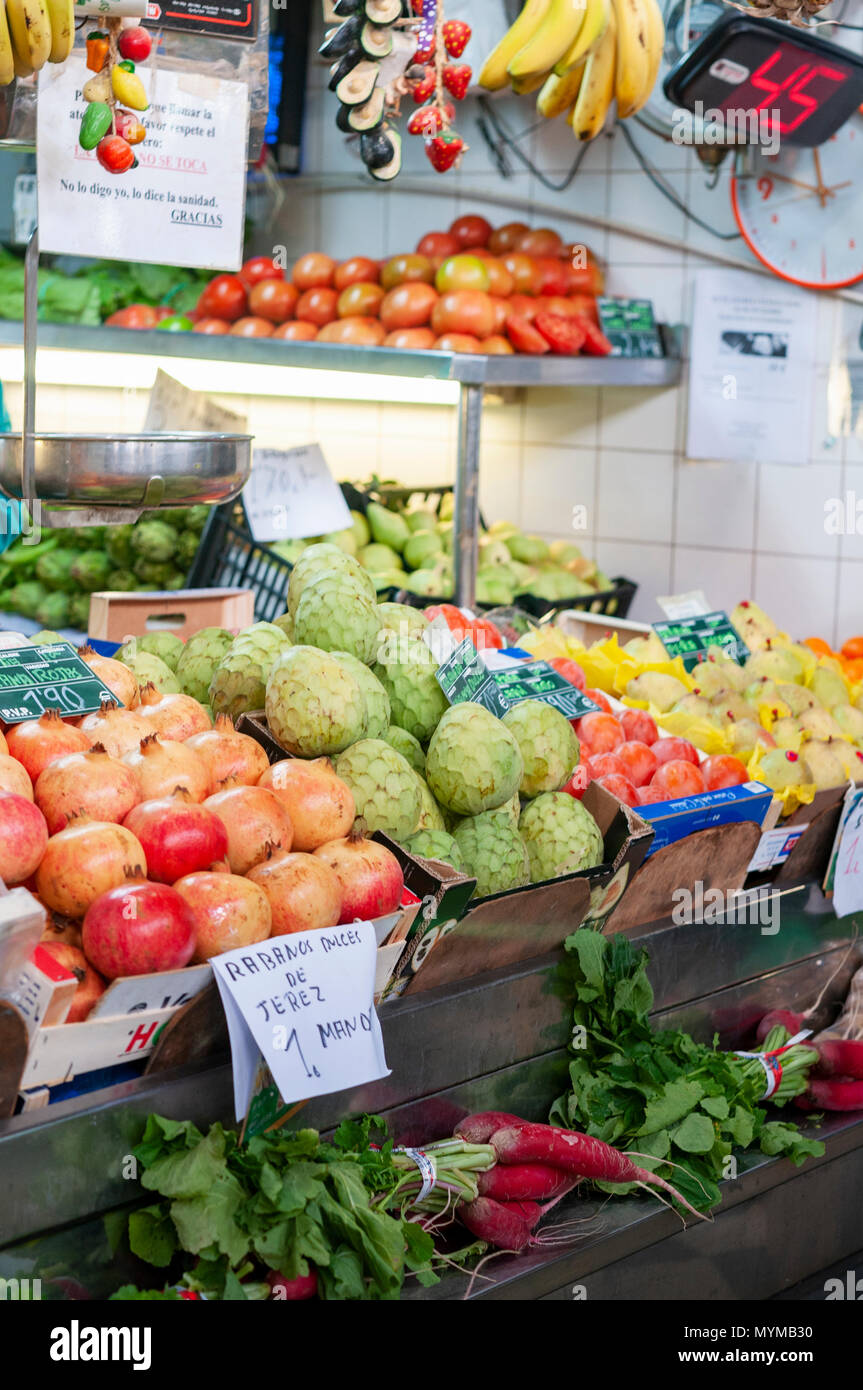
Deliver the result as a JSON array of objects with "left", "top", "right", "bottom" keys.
[
  {"left": 652, "top": 612, "right": 748, "bottom": 673},
  {"left": 0, "top": 642, "right": 118, "bottom": 724}
]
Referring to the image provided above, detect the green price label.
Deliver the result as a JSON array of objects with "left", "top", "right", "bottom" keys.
[
  {"left": 597, "top": 297, "right": 664, "bottom": 359},
  {"left": 436, "top": 640, "right": 601, "bottom": 720},
  {"left": 652, "top": 612, "right": 748, "bottom": 673},
  {"left": 0, "top": 641, "right": 120, "bottom": 724}
]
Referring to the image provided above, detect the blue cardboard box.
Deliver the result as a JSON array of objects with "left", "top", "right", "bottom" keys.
[{"left": 636, "top": 780, "right": 774, "bottom": 856}]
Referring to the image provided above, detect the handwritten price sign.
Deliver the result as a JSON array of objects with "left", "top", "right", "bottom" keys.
[
  {"left": 832, "top": 788, "right": 863, "bottom": 920},
  {"left": 244, "top": 444, "right": 352, "bottom": 543}
]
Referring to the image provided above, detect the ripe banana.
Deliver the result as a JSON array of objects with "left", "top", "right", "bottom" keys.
[
  {"left": 0, "top": 5, "right": 15, "bottom": 85},
  {"left": 570, "top": 0, "right": 617, "bottom": 140},
  {"left": 537, "top": 58, "right": 586, "bottom": 118},
  {"left": 634, "top": 0, "right": 665, "bottom": 112},
  {"left": 611, "top": 0, "right": 650, "bottom": 119},
  {"left": 45, "top": 0, "right": 73, "bottom": 64},
  {"left": 479, "top": 0, "right": 553, "bottom": 91},
  {"left": 6, "top": 0, "right": 52, "bottom": 72},
  {"left": 553, "top": 0, "right": 610, "bottom": 76},
  {"left": 12, "top": 48, "right": 33, "bottom": 77},
  {"left": 511, "top": 70, "right": 549, "bottom": 94},
  {"left": 508, "top": 0, "right": 589, "bottom": 83}
]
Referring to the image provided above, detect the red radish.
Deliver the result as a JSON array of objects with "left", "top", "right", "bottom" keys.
[
  {"left": 576, "top": 712, "right": 623, "bottom": 754},
  {"left": 597, "top": 773, "right": 637, "bottom": 806},
  {"left": 478, "top": 1162, "right": 578, "bottom": 1201},
  {"left": 797, "top": 1078, "right": 863, "bottom": 1111},
  {"left": 585, "top": 688, "right": 613, "bottom": 714},
  {"left": 5, "top": 710, "right": 91, "bottom": 783},
  {"left": 0, "top": 753, "right": 36, "bottom": 800},
  {"left": 313, "top": 829, "right": 403, "bottom": 923},
  {"left": 620, "top": 708, "right": 658, "bottom": 746},
  {"left": 267, "top": 1269, "right": 318, "bottom": 1301},
  {"left": 124, "top": 795, "right": 229, "bottom": 883},
  {"left": 585, "top": 752, "right": 627, "bottom": 780},
  {"left": 247, "top": 851, "right": 342, "bottom": 935},
  {"left": 78, "top": 701, "right": 153, "bottom": 759},
  {"left": 137, "top": 683, "right": 212, "bottom": 741},
  {"left": 459, "top": 1196, "right": 533, "bottom": 1251},
  {"left": 77, "top": 646, "right": 139, "bottom": 709},
  {"left": 652, "top": 736, "right": 699, "bottom": 767},
  {"left": 549, "top": 657, "right": 586, "bottom": 692},
  {"left": 39, "top": 941, "right": 106, "bottom": 1020},
  {"left": 755, "top": 1009, "right": 805, "bottom": 1044},
  {"left": 499, "top": 1199, "right": 543, "bottom": 1229},
  {"left": 82, "top": 879, "right": 198, "bottom": 978},
  {"left": 615, "top": 741, "right": 658, "bottom": 788},
  {"left": 812, "top": 1039, "right": 863, "bottom": 1079},
  {"left": 204, "top": 785, "right": 294, "bottom": 875},
  {"left": 123, "top": 735, "right": 210, "bottom": 804},
  {"left": 259, "top": 759, "right": 355, "bottom": 852},
  {"left": 0, "top": 792, "right": 48, "bottom": 885},
  {"left": 186, "top": 715, "right": 270, "bottom": 792},
  {"left": 173, "top": 871, "right": 271, "bottom": 961},
  {"left": 35, "top": 744, "right": 141, "bottom": 834},
  {"left": 454, "top": 1111, "right": 526, "bottom": 1143},
  {"left": 35, "top": 820, "right": 146, "bottom": 919}
]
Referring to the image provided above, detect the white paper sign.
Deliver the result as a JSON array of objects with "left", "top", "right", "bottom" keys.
[
  {"left": 144, "top": 370, "right": 248, "bottom": 435},
  {"left": 747, "top": 824, "right": 808, "bottom": 874},
  {"left": 245, "top": 445, "right": 352, "bottom": 542},
  {"left": 832, "top": 788, "right": 863, "bottom": 919},
  {"left": 211, "top": 923, "right": 390, "bottom": 1122},
  {"left": 656, "top": 590, "right": 712, "bottom": 620},
  {"left": 37, "top": 58, "right": 247, "bottom": 271},
  {"left": 687, "top": 269, "right": 817, "bottom": 465}
]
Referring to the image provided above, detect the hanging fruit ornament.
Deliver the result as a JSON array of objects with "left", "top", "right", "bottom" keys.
[
  {"left": 409, "top": 0, "right": 471, "bottom": 175},
  {"left": 726, "top": 0, "right": 835, "bottom": 24},
  {"left": 78, "top": 17, "right": 151, "bottom": 174}
]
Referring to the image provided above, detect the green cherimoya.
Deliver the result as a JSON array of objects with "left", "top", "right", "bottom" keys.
[
  {"left": 330, "top": 652, "right": 390, "bottom": 739},
  {"left": 334, "top": 738, "right": 422, "bottom": 841},
  {"left": 519, "top": 792, "right": 604, "bottom": 884},
  {"left": 293, "top": 573, "right": 381, "bottom": 664},
  {"left": 425, "top": 702, "right": 523, "bottom": 816},
  {"left": 174, "top": 627, "right": 234, "bottom": 704},
  {"left": 373, "top": 637, "right": 449, "bottom": 744},
  {"left": 35, "top": 592, "right": 70, "bottom": 629},
  {"left": 413, "top": 773, "right": 446, "bottom": 832},
  {"left": 118, "top": 633, "right": 185, "bottom": 673},
  {"left": 131, "top": 519, "right": 178, "bottom": 565},
  {"left": 118, "top": 649, "right": 181, "bottom": 694},
  {"left": 453, "top": 810, "right": 530, "bottom": 898},
  {"left": 70, "top": 550, "right": 112, "bottom": 592},
  {"left": 404, "top": 829, "right": 465, "bottom": 873},
  {"left": 266, "top": 645, "right": 367, "bottom": 758},
  {"left": 105, "top": 525, "right": 134, "bottom": 569},
  {"left": 384, "top": 724, "right": 425, "bottom": 775},
  {"left": 501, "top": 699, "right": 579, "bottom": 798},
  {"left": 209, "top": 622, "right": 292, "bottom": 719},
  {"left": 35, "top": 548, "right": 76, "bottom": 593},
  {"left": 287, "top": 544, "right": 375, "bottom": 619}
]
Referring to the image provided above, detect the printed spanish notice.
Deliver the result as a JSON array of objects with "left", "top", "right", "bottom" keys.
[{"left": 36, "top": 57, "right": 247, "bottom": 272}]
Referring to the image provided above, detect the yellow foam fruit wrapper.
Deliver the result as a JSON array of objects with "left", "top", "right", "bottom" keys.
[
  {"left": 747, "top": 746, "right": 816, "bottom": 818},
  {"left": 578, "top": 634, "right": 626, "bottom": 693},
  {"left": 615, "top": 654, "right": 693, "bottom": 699},
  {"left": 651, "top": 709, "right": 734, "bottom": 755},
  {"left": 756, "top": 700, "right": 791, "bottom": 733},
  {"left": 520, "top": 627, "right": 571, "bottom": 662}
]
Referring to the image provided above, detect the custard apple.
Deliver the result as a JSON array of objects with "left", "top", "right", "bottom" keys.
[
  {"left": 331, "top": 652, "right": 390, "bottom": 739},
  {"left": 116, "top": 648, "right": 180, "bottom": 694},
  {"left": 373, "top": 637, "right": 448, "bottom": 743},
  {"left": 266, "top": 645, "right": 367, "bottom": 758},
  {"left": 334, "top": 738, "right": 422, "bottom": 840},
  {"left": 404, "top": 829, "right": 465, "bottom": 873},
  {"left": 426, "top": 702, "right": 523, "bottom": 816},
  {"left": 175, "top": 627, "right": 234, "bottom": 704},
  {"left": 453, "top": 811, "right": 531, "bottom": 898},
  {"left": 117, "top": 632, "right": 184, "bottom": 673},
  {"left": 287, "top": 545, "right": 375, "bottom": 619},
  {"left": 502, "top": 699, "right": 579, "bottom": 798},
  {"left": 294, "top": 573, "right": 381, "bottom": 663},
  {"left": 413, "top": 772, "right": 447, "bottom": 832},
  {"left": 519, "top": 793, "right": 604, "bottom": 884},
  {"left": 384, "top": 725, "right": 425, "bottom": 775},
  {"left": 209, "top": 622, "right": 291, "bottom": 719}
]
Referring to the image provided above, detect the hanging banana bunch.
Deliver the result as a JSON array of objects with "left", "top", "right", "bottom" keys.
[
  {"left": 479, "top": 0, "right": 665, "bottom": 142},
  {"left": 0, "top": 0, "right": 72, "bottom": 84}
]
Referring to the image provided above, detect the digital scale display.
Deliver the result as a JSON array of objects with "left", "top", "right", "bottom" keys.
[{"left": 664, "top": 15, "right": 863, "bottom": 147}]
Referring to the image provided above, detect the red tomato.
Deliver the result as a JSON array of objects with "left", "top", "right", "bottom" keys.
[
  {"left": 435, "top": 255, "right": 491, "bottom": 293},
  {"left": 652, "top": 736, "right": 700, "bottom": 767},
  {"left": 337, "top": 282, "right": 385, "bottom": 319},
  {"left": 192, "top": 317, "right": 231, "bottom": 335},
  {"left": 549, "top": 657, "right": 586, "bottom": 691},
  {"left": 577, "top": 712, "right": 624, "bottom": 754},
  {"left": 479, "top": 335, "right": 514, "bottom": 355},
  {"left": 449, "top": 214, "right": 493, "bottom": 249},
  {"left": 383, "top": 327, "right": 436, "bottom": 350},
  {"left": 117, "top": 25, "right": 151, "bottom": 61},
  {"left": 248, "top": 279, "right": 299, "bottom": 325},
  {"left": 380, "top": 282, "right": 438, "bottom": 331},
  {"left": 471, "top": 617, "right": 505, "bottom": 650},
  {"left": 433, "top": 333, "right": 482, "bottom": 353},
  {"left": 229, "top": 316, "right": 275, "bottom": 337},
  {"left": 431, "top": 290, "right": 496, "bottom": 340},
  {"left": 381, "top": 253, "right": 435, "bottom": 290},
  {"left": 506, "top": 313, "right": 550, "bottom": 355},
  {"left": 575, "top": 315, "right": 613, "bottom": 356},
  {"left": 515, "top": 227, "right": 564, "bottom": 258},
  {"left": 240, "top": 256, "right": 284, "bottom": 290},
  {"left": 291, "top": 252, "right": 336, "bottom": 291},
  {"left": 651, "top": 760, "right": 705, "bottom": 798},
  {"left": 565, "top": 262, "right": 605, "bottom": 296},
  {"left": 586, "top": 752, "right": 627, "bottom": 779},
  {"left": 620, "top": 708, "right": 658, "bottom": 745},
  {"left": 585, "top": 688, "right": 613, "bottom": 714},
  {"left": 488, "top": 221, "right": 529, "bottom": 255},
  {"left": 425, "top": 604, "right": 470, "bottom": 632},
  {"left": 615, "top": 741, "right": 658, "bottom": 788},
  {"left": 197, "top": 274, "right": 247, "bottom": 323},
  {"left": 96, "top": 134, "right": 135, "bottom": 173},
  {"left": 533, "top": 257, "right": 570, "bottom": 297},
  {"left": 317, "top": 316, "right": 386, "bottom": 346},
  {"left": 474, "top": 254, "right": 514, "bottom": 298},
  {"left": 506, "top": 294, "right": 540, "bottom": 323},
  {"left": 702, "top": 754, "right": 749, "bottom": 791},
  {"left": 333, "top": 256, "right": 380, "bottom": 291},
  {"left": 272, "top": 321, "right": 318, "bottom": 341},
  {"left": 295, "top": 287, "right": 339, "bottom": 327},
  {"left": 534, "top": 312, "right": 586, "bottom": 355},
  {"left": 597, "top": 773, "right": 638, "bottom": 807},
  {"left": 487, "top": 296, "right": 510, "bottom": 334},
  {"left": 416, "top": 231, "right": 460, "bottom": 260},
  {"left": 502, "top": 253, "right": 541, "bottom": 295},
  {"left": 105, "top": 303, "right": 159, "bottom": 329},
  {"left": 152, "top": 306, "right": 176, "bottom": 322}
]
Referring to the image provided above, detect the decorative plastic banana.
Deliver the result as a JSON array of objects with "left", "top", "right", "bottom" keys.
[
  {"left": 481, "top": 0, "right": 665, "bottom": 141},
  {"left": 0, "top": 0, "right": 73, "bottom": 84}
]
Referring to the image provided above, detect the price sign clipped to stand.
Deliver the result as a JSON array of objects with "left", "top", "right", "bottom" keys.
[
  {"left": 145, "top": 0, "right": 258, "bottom": 39},
  {"left": 244, "top": 445, "right": 353, "bottom": 543},
  {"left": 0, "top": 643, "right": 118, "bottom": 724},
  {"left": 436, "top": 639, "right": 601, "bottom": 720},
  {"left": 597, "top": 299, "right": 664, "bottom": 359},
  {"left": 825, "top": 786, "right": 863, "bottom": 918},
  {"left": 652, "top": 612, "right": 748, "bottom": 673},
  {"left": 211, "top": 923, "right": 390, "bottom": 1124}
]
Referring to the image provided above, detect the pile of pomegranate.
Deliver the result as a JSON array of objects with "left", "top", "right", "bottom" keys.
[{"left": 0, "top": 653, "right": 405, "bottom": 1026}]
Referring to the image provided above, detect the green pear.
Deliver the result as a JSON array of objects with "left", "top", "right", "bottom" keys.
[
  {"left": 549, "top": 540, "right": 583, "bottom": 564},
  {"left": 367, "top": 501, "right": 410, "bottom": 554},
  {"left": 826, "top": 738, "right": 863, "bottom": 781},
  {"left": 744, "top": 678, "right": 781, "bottom": 707},
  {"left": 488, "top": 519, "right": 517, "bottom": 538},
  {"left": 727, "top": 719, "right": 767, "bottom": 760},
  {"left": 350, "top": 509, "right": 370, "bottom": 548},
  {"left": 771, "top": 717, "right": 800, "bottom": 750},
  {"left": 403, "top": 530, "right": 443, "bottom": 571},
  {"left": 811, "top": 668, "right": 849, "bottom": 710},
  {"left": 832, "top": 704, "right": 863, "bottom": 743},
  {"left": 672, "top": 694, "right": 714, "bottom": 719},
  {"left": 689, "top": 662, "right": 733, "bottom": 699},
  {"left": 757, "top": 748, "right": 811, "bottom": 792},
  {"left": 711, "top": 692, "right": 752, "bottom": 722},
  {"left": 359, "top": 543, "right": 404, "bottom": 572},
  {"left": 623, "top": 633, "right": 669, "bottom": 664},
  {"left": 505, "top": 533, "right": 550, "bottom": 565},
  {"left": 732, "top": 601, "right": 778, "bottom": 637},
  {"left": 799, "top": 740, "right": 846, "bottom": 789},
  {"left": 372, "top": 570, "right": 409, "bottom": 592},
  {"left": 321, "top": 528, "right": 357, "bottom": 556},
  {"left": 438, "top": 492, "right": 454, "bottom": 522},
  {"left": 798, "top": 707, "right": 843, "bottom": 741},
  {"left": 775, "top": 682, "right": 819, "bottom": 716},
  {"left": 480, "top": 537, "right": 515, "bottom": 568},
  {"left": 405, "top": 509, "right": 437, "bottom": 534},
  {"left": 626, "top": 672, "right": 690, "bottom": 712},
  {"left": 476, "top": 570, "right": 515, "bottom": 606},
  {"left": 744, "top": 648, "right": 804, "bottom": 684}
]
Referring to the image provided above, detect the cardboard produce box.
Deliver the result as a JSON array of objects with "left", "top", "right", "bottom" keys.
[{"left": 88, "top": 587, "right": 255, "bottom": 644}]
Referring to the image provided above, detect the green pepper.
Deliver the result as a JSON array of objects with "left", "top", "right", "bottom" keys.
[
  {"left": 118, "top": 59, "right": 135, "bottom": 72},
  {"left": 156, "top": 315, "right": 193, "bottom": 332},
  {"left": 1, "top": 535, "right": 61, "bottom": 568},
  {"left": 79, "top": 101, "right": 113, "bottom": 152}
]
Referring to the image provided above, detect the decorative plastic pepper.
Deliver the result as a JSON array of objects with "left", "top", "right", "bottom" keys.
[
  {"left": 111, "top": 63, "right": 148, "bottom": 111},
  {"left": 96, "top": 134, "right": 136, "bottom": 174},
  {"left": 86, "top": 31, "right": 109, "bottom": 72},
  {"left": 117, "top": 59, "right": 135, "bottom": 72},
  {"left": 79, "top": 101, "right": 113, "bottom": 151}
]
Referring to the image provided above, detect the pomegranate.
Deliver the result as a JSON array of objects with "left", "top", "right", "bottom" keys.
[
  {"left": 35, "top": 821, "right": 147, "bottom": 918},
  {"left": 0, "top": 753, "right": 35, "bottom": 800},
  {"left": 204, "top": 785, "right": 293, "bottom": 875},
  {"left": 137, "top": 683, "right": 212, "bottom": 741},
  {"left": 314, "top": 829, "right": 403, "bottom": 924},
  {"left": 79, "top": 700, "right": 153, "bottom": 758},
  {"left": 123, "top": 795, "right": 229, "bottom": 883},
  {"left": 5, "top": 710, "right": 92, "bottom": 783},
  {"left": 82, "top": 878, "right": 198, "bottom": 978},
  {"left": 123, "top": 735, "right": 210, "bottom": 803},
  {"left": 247, "top": 851, "right": 342, "bottom": 936},
  {"left": 259, "top": 759, "right": 355, "bottom": 852},
  {"left": 35, "top": 744, "right": 141, "bottom": 834},
  {"left": 0, "top": 730, "right": 7, "bottom": 754},
  {"left": 173, "top": 872, "right": 271, "bottom": 961},
  {"left": 39, "top": 941, "right": 106, "bottom": 1021},
  {"left": 186, "top": 715, "right": 270, "bottom": 791},
  {"left": 77, "top": 646, "right": 140, "bottom": 708},
  {"left": 0, "top": 792, "right": 48, "bottom": 885},
  {"left": 40, "top": 914, "right": 83, "bottom": 949}
]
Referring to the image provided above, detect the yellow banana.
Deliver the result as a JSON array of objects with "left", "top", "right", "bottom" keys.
[
  {"left": 553, "top": 0, "right": 610, "bottom": 75},
  {"left": 511, "top": 70, "right": 549, "bottom": 94},
  {"left": 634, "top": 0, "right": 665, "bottom": 112},
  {"left": 479, "top": 0, "right": 553, "bottom": 91},
  {"left": 45, "top": 0, "right": 73, "bottom": 63},
  {"left": 570, "top": 0, "right": 616, "bottom": 141},
  {"left": 537, "top": 58, "right": 586, "bottom": 118},
  {"left": 0, "top": 5, "right": 15, "bottom": 84},
  {"left": 611, "top": 0, "right": 650, "bottom": 118},
  {"left": 12, "top": 49, "right": 33, "bottom": 77},
  {"left": 508, "top": 0, "right": 589, "bottom": 83},
  {"left": 6, "top": 0, "right": 51, "bottom": 71}
]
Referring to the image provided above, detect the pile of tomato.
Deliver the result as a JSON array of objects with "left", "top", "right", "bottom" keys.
[{"left": 105, "top": 214, "right": 612, "bottom": 357}]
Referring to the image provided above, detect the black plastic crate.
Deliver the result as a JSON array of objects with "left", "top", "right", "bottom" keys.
[
  {"left": 393, "top": 577, "right": 637, "bottom": 621},
  {"left": 186, "top": 499, "right": 294, "bottom": 623}
]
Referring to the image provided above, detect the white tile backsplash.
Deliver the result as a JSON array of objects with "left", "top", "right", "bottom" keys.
[
  {"left": 596, "top": 449, "right": 675, "bottom": 544},
  {"left": 674, "top": 457, "right": 757, "bottom": 552},
  {"left": 756, "top": 462, "right": 843, "bottom": 560}
]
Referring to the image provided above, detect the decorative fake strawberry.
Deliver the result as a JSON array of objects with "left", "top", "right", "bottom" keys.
[
  {"left": 442, "top": 19, "right": 471, "bottom": 58},
  {"left": 443, "top": 63, "right": 472, "bottom": 100},
  {"left": 424, "top": 130, "right": 465, "bottom": 172},
  {"left": 412, "top": 66, "right": 436, "bottom": 103},
  {"left": 407, "top": 103, "right": 454, "bottom": 136},
  {"left": 411, "top": 0, "right": 424, "bottom": 11}
]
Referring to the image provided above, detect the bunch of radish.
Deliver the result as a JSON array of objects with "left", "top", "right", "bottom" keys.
[{"left": 756, "top": 962, "right": 863, "bottom": 1113}]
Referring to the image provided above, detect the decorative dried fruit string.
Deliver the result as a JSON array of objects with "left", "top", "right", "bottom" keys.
[
  {"left": 79, "top": 17, "right": 151, "bottom": 176},
  {"left": 409, "top": 0, "right": 472, "bottom": 173}
]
